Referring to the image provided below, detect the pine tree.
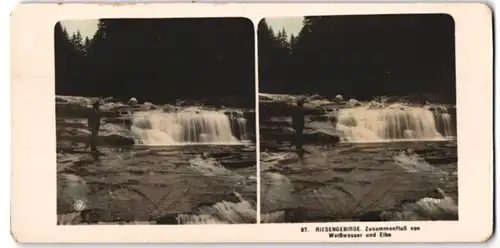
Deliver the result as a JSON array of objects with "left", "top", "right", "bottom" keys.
[{"left": 55, "top": 18, "right": 256, "bottom": 107}]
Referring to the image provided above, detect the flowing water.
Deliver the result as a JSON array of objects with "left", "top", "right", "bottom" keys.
[
  {"left": 258, "top": 95, "right": 458, "bottom": 222},
  {"left": 56, "top": 96, "right": 257, "bottom": 224},
  {"left": 131, "top": 108, "right": 251, "bottom": 145},
  {"left": 57, "top": 146, "right": 257, "bottom": 225},
  {"left": 259, "top": 141, "right": 458, "bottom": 223},
  {"left": 334, "top": 104, "right": 456, "bottom": 143},
  {"left": 176, "top": 191, "right": 256, "bottom": 224}
]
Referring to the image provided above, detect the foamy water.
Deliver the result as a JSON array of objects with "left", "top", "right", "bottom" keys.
[
  {"left": 57, "top": 173, "right": 92, "bottom": 211},
  {"left": 175, "top": 157, "right": 256, "bottom": 224},
  {"left": 131, "top": 108, "right": 250, "bottom": 145},
  {"left": 188, "top": 155, "right": 246, "bottom": 180},
  {"left": 176, "top": 192, "right": 256, "bottom": 224},
  {"left": 58, "top": 155, "right": 256, "bottom": 225},
  {"left": 381, "top": 188, "right": 458, "bottom": 221},
  {"left": 393, "top": 151, "right": 447, "bottom": 175},
  {"left": 335, "top": 104, "right": 455, "bottom": 143},
  {"left": 58, "top": 192, "right": 257, "bottom": 225},
  {"left": 259, "top": 171, "right": 294, "bottom": 223}
]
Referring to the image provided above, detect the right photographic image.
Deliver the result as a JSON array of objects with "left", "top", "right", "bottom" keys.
[{"left": 258, "top": 14, "right": 458, "bottom": 223}]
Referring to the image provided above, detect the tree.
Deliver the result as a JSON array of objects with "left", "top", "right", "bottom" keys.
[
  {"left": 258, "top": 14, "right": 456, "bottom": 103},
  {"left": 55, "top": 18, "right": 256, "bottom": 107},
  {"left": 54, "top": 22, "right": 86, "bottom": 95}
]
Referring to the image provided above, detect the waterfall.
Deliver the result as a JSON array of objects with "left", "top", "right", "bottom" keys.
[
  {"left": 431, "top": 106, "right": 455, "bottom": 138},
  {"left": 130, "top": 108, "right": 251, "bottom": 145},
  {"left": 335, "top": 104, "right": 456, "bottom": 142},
  {"left": 175, "top": 192, "right": 256, "bottom": 224}
]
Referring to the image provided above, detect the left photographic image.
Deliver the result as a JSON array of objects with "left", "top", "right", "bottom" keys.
[{"left": 55, "top": 18, "right": 257, "bottom": 225}]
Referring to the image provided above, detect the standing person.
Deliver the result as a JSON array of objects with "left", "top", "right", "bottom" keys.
[
  {"left": 87, "top": 101, "right": 101, "bottom": 152},
  {"left": 292, "top": 99, "right": 306, "bottom": 158}
]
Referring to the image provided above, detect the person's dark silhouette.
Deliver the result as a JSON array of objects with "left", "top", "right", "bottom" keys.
[
  {"left": 87, "top": 101, "right": 101, "bottom": 152},
  {"left": 91, "top": 150, "right": 101, "bottom": 161},
  {"left": 292, "top": 99, "right": 306, "bottom": 158}
]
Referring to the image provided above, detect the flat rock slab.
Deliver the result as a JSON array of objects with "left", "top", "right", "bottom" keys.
[
  {"left": 260, "top": 141, "right": 458, "bottom": 222},
  {"left": 57, "top": 145, "right": 257, "bottom": 224}
]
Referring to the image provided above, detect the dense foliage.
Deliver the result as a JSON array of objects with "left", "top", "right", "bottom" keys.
[
  {"left": 55, "top": 18, "right": 255, "bottom": 105},
  {"left": 258, "top": 14, "right": 456, "bottom": 103}
]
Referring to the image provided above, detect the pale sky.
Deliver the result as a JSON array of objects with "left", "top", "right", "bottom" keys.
[
  {"left": 265, "top": 17, "right": 304, "bottom": 38},
  {"left": 60, "top": 20, "right": 99, "bottom": 38},
  {"left": 60, "top": 18, "right": 305, "bottom": 41}
]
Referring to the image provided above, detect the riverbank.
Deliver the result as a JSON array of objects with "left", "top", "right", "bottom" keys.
[
  {"left": 56, "top": 95, "right": 257, "bottom": 224},
  {"left": 260, "top": 141, "right": 458, "bottom": 223},
  {"left": 58, "top": 145, "right": 257, "bottom": 224}
]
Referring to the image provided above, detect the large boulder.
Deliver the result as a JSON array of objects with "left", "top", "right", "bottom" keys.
[
  {"left": 305, "top": 130, "right": 341, "bottom": 144},
  {"left": 143, "top": 102, "right": 155, "bottom": 110},
  {"left": 309, "top": 114, "right": 334, "bottom": 122},
  {"left": 333, "top": 94, "right": 344, "bottom": 103},
  {"left": 346, "top": 98, "right": 362, "bottom": 107},
  {"left": 367, "top": 101, "right": 384, "bottom": 109},
  {"left": 128, "top": 97, "right": 138, "bottom": 106},
  {"left": 101, "top": 133, "right": 135, "bottom": 146}
]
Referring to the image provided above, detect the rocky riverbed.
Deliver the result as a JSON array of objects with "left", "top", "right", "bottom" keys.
[
  {"left": 259, "top": 93, "right": 456, "bottom": 145},
  {"left": 259, "top": 93, "right": 458, "bottom": 223},
  {"left": 56, "top": 95, "right": 257, "bottom": 224},
  {"left": 260, "top": 141, "right": 458, "bottom": 223},
  {"left": 57, "top": 145, "right": 257, "bottom": 224}
]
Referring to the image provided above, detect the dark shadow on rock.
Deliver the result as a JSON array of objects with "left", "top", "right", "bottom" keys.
[
  {"left": 220, "top": 160, "right": 256, "bottom": 169},
  {"left": 91, "top": 152, "right": 102, "bottom": 162},
  {"left": 152, "top": 214, "right": 180, "bottom": 225},
  {"left": 100, "top": 134, "right": 135, "bottom": 146},
  {"left": 333, "top": 167, "right": 354, "bottom": 173},
  {"left": 355, "top": 211, "right": 383, "bottom": 221},
  {"left": 80, "top": 208, "right": 114, "bottom": 224}
]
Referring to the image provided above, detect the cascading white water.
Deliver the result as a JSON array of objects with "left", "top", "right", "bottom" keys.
[
  {"left": 336, "top": 104, "right": 455, "bottom": 142},
  {"left": 175, "top": 192, "right": 257, "bottom": 224},
  {"left": 236, "top": 117, "right": 248, "bottom": 141},
  {"left": 431, "top": 106, "right": 454, "bottom": 137},
  {"left": 130, "top": 108, "right": 250, "bottom": 145}
]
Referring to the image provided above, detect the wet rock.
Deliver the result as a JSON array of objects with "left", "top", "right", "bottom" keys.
[
  {"left": 56, "top": 103, "right": 122, "bottom": 119},
  {"left": 261, "top": 210, "right": 287, "bottom": 223},
  {"left": 260, "top": 172, "right": 294, "bottom": 213},
  {"left": 56, "top": 103, "right": 92, "bottom": 118},
  {"left": 56, "top": 96, "right": 69, "bottom": 103},
  {"left": 308, "top": 94, "right": 324, "bottom": 101},
  {"left": 57, "top": 212, "right": 83, "bottom": 225},
  {"left": 152, "top": 214, "right": 180, "bottom": 225},
  {"left": 333, "top": 166, "right": 355, "bottom": 173},
  {"left": 425, "top": 156, "right": 458, "bottom": 165},
  {"left": 143, "top": 102, "right": 154, "bottom": 110},
  {"left": 333, "top": 94, "right": 344, "bottom": 103},
  {"left": 305, "top": 130, "right": 341, "bottom": 144},
  {"left": 281, "top": 207, "right": 337, "bottom": 223},
  {"left": 101, "top": 110, "right": 122, "bottom": 118},
  {"left": 260, "top": 127, "right": 341, "bottom": 147},
  {"left": 309, "top": 114, "right": 333, "bottom": 122},
  {"left": 128, "top": 97, "right": 138, "bottom": 106},
  {"left": 207, "top": 152, "right": 236, "bottom": 159},
  {"left": 259, "top": 101, "right": 295, "bottom": 118},
  {"left": 161, "top": 104, "right": 175, "bottom": 112},
  {"left": 103, "top": 117, "right": 132, "bottom": 125},
  {"left": 346, "top": 98, "right": 362, "bottom": 107},
  {"left": 367, "top": 101, "right": 384, "bottom": 109},
  {"left": 220, "top": 160, "right": 256, "bottom": 169},
  {"left": 101, "top": 134, "right": 135, "bottom": 146},
  {"left": 80, "top": 209, "right": 117, "bottom": 223},
  {"left": 57, "top": 173, "right": 92, "bottom": 213},
  {"left": 259, "top": 100, "right": 326, "bottom": 120}
]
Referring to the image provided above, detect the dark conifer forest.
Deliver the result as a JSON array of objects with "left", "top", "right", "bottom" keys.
[
  {"left": 55, "top": 18, "right": 255, "bottom": 105},
  {"left": 258, "top": 14, "right": 456, "bottom": 104}
]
